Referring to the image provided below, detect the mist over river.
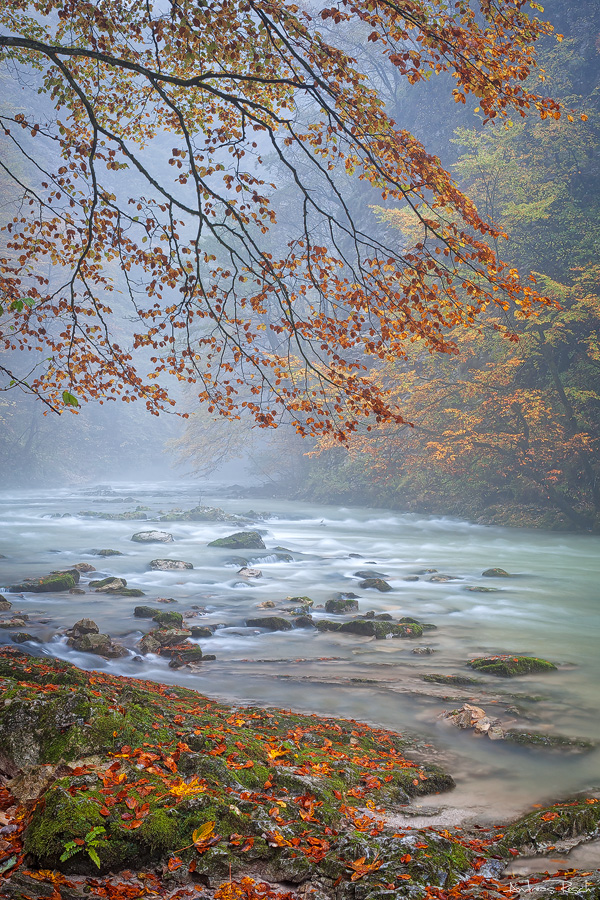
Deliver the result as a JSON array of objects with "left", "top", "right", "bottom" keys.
[{"left": 1, "top": 481, "right": 600, "bottom": 830}]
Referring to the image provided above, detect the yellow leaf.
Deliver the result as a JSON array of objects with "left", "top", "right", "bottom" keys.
[{"left": 192, "top": 821, "right": 215, "bottom": 844}]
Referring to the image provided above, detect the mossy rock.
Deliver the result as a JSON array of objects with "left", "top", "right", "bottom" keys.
[
  {"left": 208, "top": 531, "right": 266, "bottom": 550},
  {"left": 325, "top": 597, "right": 359, "bottom": 614},
  {"left": 503, "top": 730, "right": 594, "bottom": 752},
  {"left": 482, "top": 567, "right": 511, "bottom": 577},
  {"left": 422, "top": 673, "right": 480, "bottom": 686},
  {"left": 497, "top": 798, "right": 600, "bottom": 856},
  {"left": 189, "top": 625, "right": 214, "bottom": 638},
  {"left": 9, "top": 570, "right": 79, "bottom": 593},
  {"left": 152, "top": 610, "right": 183, "bottom": 628},
  {"left": 468, "top": 655, "right": 557, "bottom": 677},
  {"left": 358, "top": 578, "right": 392, "bottom": 592},
  {"left": 89, "top": 576, "right": 127, "bottom": 591},
  {"left": 92, "top": 549, "right": 123, "bottom": 557},
  {"left": 0, "top": 595, "right": 13, "bottom": 611},
  {"left": 134, "top": 606, "right": 160, "bottom": 618},
  {"left": 245, "top": 616, "right": 292, "bottom": 631}
]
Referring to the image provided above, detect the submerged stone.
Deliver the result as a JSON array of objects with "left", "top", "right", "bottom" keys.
[
  {"left": 92, "top": 549, "right": 123, "bottom": 557},
  {"left": 482, "top": 567, "right": 511, "bottom": 577},
  {"left": 134, "top": 606, "right": 160, "bottom": 618}
]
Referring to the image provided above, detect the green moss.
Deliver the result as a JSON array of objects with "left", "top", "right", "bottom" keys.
[
  {"left": 468, "top": 655, "right": 557, "bottom": 677},
  {"left": 135, "top": 809, "right": 179, "bottom": 855},
  {"left": 25, "top": 787, "right": 104, "bottom": 864},
  {"left": 422, "top": 673, "right": 480, "bottom": 686}
]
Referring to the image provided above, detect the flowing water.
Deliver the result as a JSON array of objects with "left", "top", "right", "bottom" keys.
[{"left": 1, "top": 481, "right": 599, "bottom": 831}]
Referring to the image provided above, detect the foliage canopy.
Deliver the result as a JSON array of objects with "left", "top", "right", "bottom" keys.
[{"left": 0, "top": 0, "right": 564, "bottom": 437}]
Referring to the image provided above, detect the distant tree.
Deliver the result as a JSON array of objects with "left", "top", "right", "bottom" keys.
[{"left": 0, "top": 0, "right": 566, "bottom": 438}]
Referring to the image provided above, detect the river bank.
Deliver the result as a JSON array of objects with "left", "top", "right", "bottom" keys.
[{"left": 1, "top": 647, "right": 600, "bottom": 900}]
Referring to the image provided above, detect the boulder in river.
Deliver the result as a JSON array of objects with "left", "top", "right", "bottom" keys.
[
  {"left": 482, "top": 567, "right": 511, "bottom": 577},
  {"left": 468, "top": 655, "right": 557, "bottom": 677},
  {"left": 9, "top": 570, "right": 80, "bottom": 593},
  {"left": 503, "top": 730, "right": 594, "bottom": 753},
  {"left": 92, "top": 549, "right": 123, "bottom": 557},
  {"left": 148, "top": 559, "right": 193, "bottom": 570},
  {"left": 325, "top": 596, "right": 359, "bottom": 614},
  {"left": 88, "top": 576, "right": 127, "bottom": 592},
  {"left": 11, "top": 632, "right": 38, "bottom": 644},
  {"left": 150, "top": 627, "right": 193, "bottom": 646},
  {"left": 208, "top": 531, "right": 266, "bottom": 550},
  {"left": 67, "top": 563, "right": 96, "bottom": 573},
  {"left": 69, "top": 631, "right": 127, "bottom": 658},
  {"left": 0, "top": 595, "right": 12, "bottom": 611},
  {"left": 294, "top": 615, "right": 316, "bottom": 628},
  {"left": 428, "top": 574, "right": 460, "bottom": 583},
  {"left": 131, "top": 531, "right": 174, "bottom": 543},
  {"left": 358, "top": 577, "right": 392, "bottom": 592},
  {"left": 134, "top": 605, "right": 160, "bottom": 618},
  {"left": 246, "top": 616, "right": 292, "bottom": 631},
  {"left": 67, "top": 618, "right": 99, "bottom": 637},
  {"left": 189, "top": 625, "right": 214, "bottom": 638}
]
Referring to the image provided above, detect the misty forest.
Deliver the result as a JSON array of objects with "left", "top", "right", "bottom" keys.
[{"left": 0, "top": 0, "right": 599, "bottom": 898}]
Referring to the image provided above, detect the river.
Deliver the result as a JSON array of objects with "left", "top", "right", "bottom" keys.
[{"left": 1, "top": 481, "right": 599, "bottom": 831}]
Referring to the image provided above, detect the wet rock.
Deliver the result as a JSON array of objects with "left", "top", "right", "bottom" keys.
[
  {"left": 325, "top": 597, "right": 359, "bottom": 614},
  {"left": 11, "top": 633, "right": 38, "bottom": 644},
  {"left": 246, "top": 616, "right": 292, "bottom": 631},
  {"left": 9, "top": 570, "right": 80, "bottom": 593},
  {"left": 67, "top": 563, "right": 96, "bottom": 573},
  {"left": 0, "top": 618, "right": 27, "bottom": 628},
  {"left": 422, "top": 673, "right": 479, "bottom": 685},
  {"left": 134, "top": 605, "right": 160, "bottom": 618},
  {"left": 428, "top": 574, "right": 460, "bottom": 583},
  {"left": 208, "top": 531, "right": 266, "bottom": 550},
  {"left": 358, "top": 578, "right": 392, "bottom": 592},
  {"left": 0, "top": 596, "right": 12, "bottom": 612},
  {"left": 167, "top": 644, "right": 204, "bottom": 666},
  {"left": 482, "top": 567, "right": 511, "bottom": 577},
  {"left": 69, "top": 632, "right": 127, "bottom": 658},
  {"left": 294, "top": 615, "right": 316, "bottom": 628},
  {"left": 314, "top": 619, "right": 341, "bottom": 632},
  {"left": 504, "top": 731, "right": 595, "bottom": 753},
  {"left": 8, "top": 764, "right": 61, "bottom": 803},
  {"left": 441, "top": 703, "right": 496, "bottom": 731},
  {"left": 152, "top": 611, "right": 184, "bottom": 628},
  {"left": 353, "top": 569, "right": 389, "bottom": 579},
  {"left": 148, "top": 559, "right": 193, "bottom": 570},
  {"left": 151, "top": 627, "right": 193, "bottom": 646},
  {"left": 237, "top": 567, "right": 262, "bottom": 578},
  {"left": 340, "top": 620, "right": 423, "bottom": 638},
  {"left": 189, "top": 625, "right": 214, "bottom": 638},
  {"left": 412, "top": 647, "right": 435, "bottom": 655},
  {"left": 118, "top": 588, "right": 145, "bottom": 597},
  {"left": 92, "top": 549, "right": 123, "bottom": 557},
  {"left": 138, "top": 633, "right": 161, "bottom": 654},
  {"left": 257, "top": 600, "right": 276, "bottom": 609},
  {"left": 403, "top": 575, "right": 419, "bottom": 582},
  {"left": 468, "top": 655, "right": 557, "bottom": 677},
  {"left": 416, "top": 568, "right": 437, "bottom": 574},
  {"left": 67, "top": 618, "right": 99, "bottom": 637},
  {"left": 69, "top": 588, "right": 86, "bottom": 595},
  {"left": 463, "top": 585, "right": 500, "bottom": 592},
  {"left": 131, "top": 530, "right": 174, "bottom": 543},
  {"left": 286, "top": 595, "right": 314, "bottom": 606},
  {"left": 88, "top": 576, "right": 127, "bottom": 592}
]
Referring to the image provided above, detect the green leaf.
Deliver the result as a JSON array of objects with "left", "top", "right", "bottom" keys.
[
  {"left": 87, "top": 846, "right": 101, "bottom": 868},
  {"left": 62, "top": 390, "right": 79, "bottom": 408}
]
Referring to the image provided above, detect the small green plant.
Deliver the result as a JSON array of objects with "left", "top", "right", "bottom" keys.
[{"left": 60, "top": 826, "right": 106, "bottom": 868}]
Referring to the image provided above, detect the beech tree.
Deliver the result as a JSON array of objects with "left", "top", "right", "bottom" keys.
[{"left": 0, "top": 0, "right": 566, "bottom": 438}]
